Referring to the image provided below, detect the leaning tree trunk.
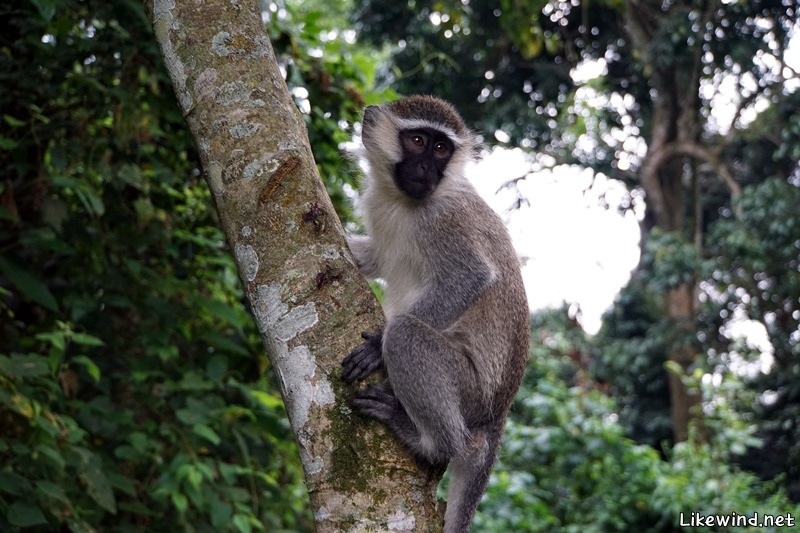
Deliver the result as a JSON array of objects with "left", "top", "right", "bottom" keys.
[{"left": 146, "top": 0, "right": 442, "bottom": 530}]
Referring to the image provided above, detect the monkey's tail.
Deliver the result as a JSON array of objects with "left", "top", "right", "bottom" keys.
[{"left": 443, "top": 430, "right": 501, "bottom": 533}]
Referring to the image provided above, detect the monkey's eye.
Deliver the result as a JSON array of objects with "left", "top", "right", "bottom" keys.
[
  {"left": 433, "top": 142, "right": 448, "bottom": 154},
  {"left": 411, "top": 134, "right": 425, "bottom": 146}
]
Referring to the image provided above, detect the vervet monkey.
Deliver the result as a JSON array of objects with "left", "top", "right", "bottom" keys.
[{"left": 342, "top": 95, "right": 529, "bottom": 533}]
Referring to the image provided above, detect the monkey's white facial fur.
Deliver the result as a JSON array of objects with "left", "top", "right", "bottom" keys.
[{"left": 360, "top": 95, "right": 477, "bottom": 199}]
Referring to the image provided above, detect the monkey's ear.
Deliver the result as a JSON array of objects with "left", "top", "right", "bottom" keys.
[
  {"left": 363, "top": 106, "right": 378, "bottom": 121},
  {"left": 361, "top": 106, "right": 403, "bottom": 167},
  {"left": 468, "top": 138, "right": 484, "bottom": 161}
]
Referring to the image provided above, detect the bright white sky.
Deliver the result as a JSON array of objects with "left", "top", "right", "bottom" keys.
[{"left": 467, "top": 154, "right": 640, "bottom": 334}]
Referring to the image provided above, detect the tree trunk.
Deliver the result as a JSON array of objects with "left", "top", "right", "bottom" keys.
[
  {"left": 664, "top": 283, "right": 702, "bottom": 443},
  {"left": 146, "top": 0, "right": 442, "bottom": 530},
  {"left": 626, "top": 0, "right": 706, "bottom": 443}
]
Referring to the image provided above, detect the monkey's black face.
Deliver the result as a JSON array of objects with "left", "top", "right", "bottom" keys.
[{"left": 394, "top": 128, "right": 454, "bottom": 200}]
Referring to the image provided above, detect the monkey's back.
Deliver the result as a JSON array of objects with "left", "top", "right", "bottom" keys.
[{"left": 415, "top": 185, "right": 530, "bottom": 426}]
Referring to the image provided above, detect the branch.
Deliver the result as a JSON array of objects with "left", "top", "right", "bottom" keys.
[
  {"left": 645, "top": 141, "right": 742, "bottom": 202},
  {"left": 146, "top": 0, "right": 442, "bottom": 530}
]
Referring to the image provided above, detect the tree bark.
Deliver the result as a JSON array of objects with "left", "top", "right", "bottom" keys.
[{"left": 146, "top": 0, "right": 442, "bottom": 530}]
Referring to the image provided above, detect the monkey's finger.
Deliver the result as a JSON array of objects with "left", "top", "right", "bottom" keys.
[
  {"left": 342, "top": 340, "right": 374, "bottom": 363},
  {"left": 360, "top": 331, "right": 382, "bottom": 342},
  {"left": 342, "top": 343, "right": 370, "bottom": 365},
  {"left": 355, "top": 383, "right": 394, "bottom": 402},
  {"left": 342, "top": 358, "right": 382, "bottom": 383},
  {"left": 342, "top": 344, "right": 382, "bottom": 382},
  {"left": 351, "top": 397, "right": 394, "bottom": 422},
  {"left": 341, "top": 345, "right": 372, "bottom": 382}
]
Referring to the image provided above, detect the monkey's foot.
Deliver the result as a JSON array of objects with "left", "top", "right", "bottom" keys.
[
  {"left": 350, "top": 383, "right": 399, "bottom": 423},
  {"left": 341, "top": 331, "right": 383, "bottom": 383}
]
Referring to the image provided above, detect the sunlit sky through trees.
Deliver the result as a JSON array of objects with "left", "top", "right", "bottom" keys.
[{"left": 466, "top": 29, "right": 800, "bottom": 335}]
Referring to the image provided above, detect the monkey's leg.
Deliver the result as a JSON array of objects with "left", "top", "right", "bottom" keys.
[
  {"left": 381, "top": 314, "right": 476, "bottom": 465},
  {"left": 341, "top": 331, "right": 383, "bottom": 383}
]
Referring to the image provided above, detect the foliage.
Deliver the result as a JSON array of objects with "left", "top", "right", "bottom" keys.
[
  {"left": 270, "top": 0, "right": 396, "bottom": 220},
  {"left": 353, "top": 0, "right": 798, "bottom": 171},
  {"left": 706, "top": 179, "right": 800, "bottom": 500},
  {"left": 352, "top": 0, "right": 581, "bottom": 150},
  {"left": 476, "top": 309, "right": 800, "bottom": 532},
  {"left": 592, "top": 280, "right": 674, "bottom": 452},
  {"left": 0, "top": 0, "right": 380, "bottom": 530},
  {"left": 641, "top": 230, "right": 706, "bottom": 292}
]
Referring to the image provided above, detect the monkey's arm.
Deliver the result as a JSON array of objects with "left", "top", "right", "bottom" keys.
[
  {"left": 346, "top": 235, "right": 381, "bottom": 278},
  {"left": 410, "top": 250, "right": 492, "bottom": 330}
]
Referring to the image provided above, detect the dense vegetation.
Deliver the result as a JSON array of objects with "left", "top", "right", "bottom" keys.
[{"left": 1, "top": 0, "right": 798, "bottom": 531}]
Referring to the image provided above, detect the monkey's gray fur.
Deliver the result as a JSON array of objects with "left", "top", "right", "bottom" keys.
[{"left": 342, "top": 95, "right": 529, "bottom": 533}]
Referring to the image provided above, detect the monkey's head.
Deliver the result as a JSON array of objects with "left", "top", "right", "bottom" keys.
[{"left": 361, "top": 95, "right": 477, "bottom": 200}]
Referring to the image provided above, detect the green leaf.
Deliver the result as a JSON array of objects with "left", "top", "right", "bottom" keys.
[
  {"left": 0, "top": 353, "right": 50, "bottom": 378},
  {"left": 210, "top": 498, "right": 233, "bottom": 529},
  {"left": 7, "top": 500, "right": 48, "bottom": 527},
  {"left": 71, "top": 332, "right": 105, "bottom": 347},
  {"left": 664, "top": 360, "right": 684, "bottom": 377},
  {"left": 206, "top": 354, "right": 229, "bottom": 381},
  {"left": 171, "top": 492, "right": 188, "bottom": 513},
  {"left": 35, "top": 480, "right": 70, "bottom": 504},
  {"left": 204, "top": 331, "right": 249, "bottom": 356},
  {"left": 3, "top": 114, "right": 26, "bottom": 127},
  {"left": 35, "top": 330, "right": 66, "bottom": 351},
  {"left": 249, "top": 390, "right": 284, "bottom": 410},
  {"left": 117, "top": 501, "right": 156, "bottom": 515},
  {"left": 36, "top": 444, "right": 66, "bottom": 471},
  {"left": 117, "top": 163, "right": 146, "bottom": 190},
  {"left": 81, "top": 455, "right": 117, "bottom": 513},
  {"left": 193, "top": 424, "right": 221, "bottom": 446},
  {"left": 29, "top": 0, "right": 57, "bottom": 20},
  {"left": 0, "top": 472, "right": 30, "bottom": 495},
  {"left": 133, "top": 197, "right": 155, "bottom": 223},
  {"left": 0, "top": 137, "right": 18, "bottom": 150},
  {"left": 70, "top": 355, "right": 101, "bottom": 382},
  {"left": 176, "top": 371, "right": 214, "bottom": 391},
  {"left": 176, "top": 408, "right": 201, "bottom": 425},
  {"left": 201, "top": 299, "right": 245, "bottom": 333},
  {"left": 232, "top": 514, "right": 252, "bottom": 533},
  {"left": 0, "top": 256, "right": 59, "bottom": 311},
  {"left": 20, "top": 226, "right": 72, "bottom": 253},
  {"left": 185, "top": 465, "right": 203, "bottom": 488},
  {"left": 75, "top": 187, "right": 105, "bottom": 217}
]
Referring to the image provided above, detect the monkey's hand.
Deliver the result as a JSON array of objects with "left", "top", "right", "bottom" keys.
[
  {"left": 346, "top": 236, "right": 380, "bottom": 278},
  {"left": 341, "top": 331, "right": 383, "bottom": 383}
]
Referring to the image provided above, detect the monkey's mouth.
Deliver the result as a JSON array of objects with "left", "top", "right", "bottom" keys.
[{"left": 397, "top": 178, "right": 433, "bottom": 200}]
